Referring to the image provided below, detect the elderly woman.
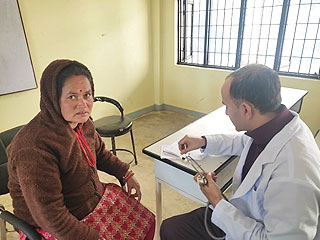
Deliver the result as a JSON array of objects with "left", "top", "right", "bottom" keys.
[{"left": 7, "top": 60, "right": 155, "bottom": 240}]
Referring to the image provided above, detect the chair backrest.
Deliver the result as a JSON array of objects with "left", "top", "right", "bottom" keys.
[
  {"left": 0, "top": 126, "right": 23, "bottom": 195},
  {"left": 0, "top": 125, "right": 42, "bottom": 240},
  {"left": 94, "top": 96, "right": 124, "bottom": 118}
]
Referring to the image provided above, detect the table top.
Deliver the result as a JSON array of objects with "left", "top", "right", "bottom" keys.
[{"left": 143, "top": 87, "right": 308, "bottom": 176}]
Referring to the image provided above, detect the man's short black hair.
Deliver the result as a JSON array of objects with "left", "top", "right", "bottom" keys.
[{"left": 226, "top": 64, "right": 282, "bottom": 113}]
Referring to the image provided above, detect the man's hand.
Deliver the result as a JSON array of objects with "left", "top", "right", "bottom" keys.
[
  {"left": 178, "top": 135, "right": 206, "bottom": 154},
  {"left": 194, "top": 172, "right": 222, "bottom": 207}
]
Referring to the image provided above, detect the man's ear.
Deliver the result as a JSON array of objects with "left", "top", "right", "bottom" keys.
[{"left": 241, "top": 101, "right": 254, "bottom": 119}]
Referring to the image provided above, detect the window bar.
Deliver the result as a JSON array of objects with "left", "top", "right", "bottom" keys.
[
  {"left": 286, "top": 0, "right": 302, "bottom": 72},
  {"left": 256, "top": 0, "right": 266, "bottom": 63},
  {"left": 235, "top": 0, "right": 247, "bottom": 68},
  {"left": 227, "top": 0, "right": 235, "bottom": 66},
  {"left": 213, "top": 0, "right": 219, "bottom": 65},
  {"left": 190, "top": 2, "right": 194, "bottom": 60},
  {"left": 206, "top": 0, "right": 213, "bottom": 65},
  {"left": 206, "top": 0, "right": 212, "bottom": 65},
  {"left": 297, "top": 3, "right": 312, "bottom": 74},
  {"left": 273, "top": 0, "right": 290, "bottom": 71},
  {"left": 179, "top": 0, "right": 183, "bottom": 62},
  {"left": 247, "top": 1, "right": 257, "bottom": 65},
  {"left": 308, "top": 19, "right": 320, "bottom": 76},
  {"left": 220, "top": 0, "right": 227, "bottom": 66},
  {"left": 264, "top": 0, "right": 275, "bottom": 65},
  {"left": 203, "top": 0, "right": 211, "bottom": 65},
  {"left": 178, "top": 0, "right": 181, "bottom": 62},
  {"left": 182, "top": 0, "right": 187, "bottom": 61},
  {"left": 197, "top": 0, "right": 201, "bottom": 63}
]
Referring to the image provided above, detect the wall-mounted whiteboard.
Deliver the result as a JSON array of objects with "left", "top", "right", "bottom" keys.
[{"left": 0, "top": 0, "right": 37, "bottom": 95}]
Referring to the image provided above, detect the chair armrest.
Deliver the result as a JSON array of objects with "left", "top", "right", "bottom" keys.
[
  {"left": 0, "top": 210, "right": 41, "bottom": 240},
  {"left": 0, "top": 163, "right": 9, "bottom": 195}
]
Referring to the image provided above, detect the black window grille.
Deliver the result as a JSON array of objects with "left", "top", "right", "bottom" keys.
[{"left": 177, "top": 0, "right": 320, "bottom": 79}]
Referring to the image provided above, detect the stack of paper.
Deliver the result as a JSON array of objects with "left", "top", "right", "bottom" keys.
[{"left": 161, "top": 141, "right": 206, "bottom": 161}]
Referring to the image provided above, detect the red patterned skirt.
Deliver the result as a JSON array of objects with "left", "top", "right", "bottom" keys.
[{"left": 19, "top": 183, "right": 155, "bottom": 240}]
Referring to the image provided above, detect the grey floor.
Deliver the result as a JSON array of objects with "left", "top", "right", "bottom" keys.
[{"left": 1, "top": 110, "right": 205, "bottom": 240}]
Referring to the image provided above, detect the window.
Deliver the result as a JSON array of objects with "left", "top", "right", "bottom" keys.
[{"left": 177, "top": 0, "right": 320, "bottom": 79}]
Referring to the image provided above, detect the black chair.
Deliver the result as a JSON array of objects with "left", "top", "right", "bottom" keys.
[
  {"left": 93, "top": 96, "right": 138, "bottom": 165},
  {"left": 0, "top": 126, "right": 42, "bottom": 240}
]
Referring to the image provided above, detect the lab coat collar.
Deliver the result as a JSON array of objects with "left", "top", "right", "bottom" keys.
[{"left": 231, "top": 111, "right": 300, "bottom": 199}]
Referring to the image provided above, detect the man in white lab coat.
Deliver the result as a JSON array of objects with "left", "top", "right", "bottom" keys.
[{"left": 160, "top": 64, "right": 320, "bottom": 240}]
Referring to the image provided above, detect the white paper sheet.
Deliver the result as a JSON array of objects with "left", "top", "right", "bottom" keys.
[{"left": 161, "top": 141, "right": 206, "bottom": 161}]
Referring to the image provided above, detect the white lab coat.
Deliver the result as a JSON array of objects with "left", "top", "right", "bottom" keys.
[{"left": 203, "top": 111, "right": 320, "bottom": 240}]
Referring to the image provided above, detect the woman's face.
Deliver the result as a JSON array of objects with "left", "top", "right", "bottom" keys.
[{"left": 59, "top": 75, "right": 93, "bottom": 129}]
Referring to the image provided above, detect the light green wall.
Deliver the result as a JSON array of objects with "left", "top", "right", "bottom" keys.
[
  {"left": 159, "top": 0, "right": 320, "bottom": 134},
  {"left": 0, "top": 0, "right": 154, "bottom": 131}
]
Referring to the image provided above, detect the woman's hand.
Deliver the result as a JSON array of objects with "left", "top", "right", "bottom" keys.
[
  {"left": 124, "top": 175, "right": 142, "bottom": 202},
  {"left": 178, "top": 135, "right": 206, "bottom": 154}
]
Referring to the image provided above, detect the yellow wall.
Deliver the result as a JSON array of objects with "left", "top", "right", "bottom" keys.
[
  {"left": 159, "top": 0, "right": 320, "bottom": 134},
  {"left": 1, "top": 0, "right": 319, "bottom": 135},
  {"left": 0, "top": 0, "right": 154, "bottom": 131},
  {"left": 280, "top": 76, "right": 320, "bottom": 135}
]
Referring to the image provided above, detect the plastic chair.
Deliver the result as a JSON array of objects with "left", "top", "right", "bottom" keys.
[
  {"left": 93, "top": 96, "right": 138, "bottom": 165},
  {"left": 0, "top": 126, "right": 42, "bottom": 240}
]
